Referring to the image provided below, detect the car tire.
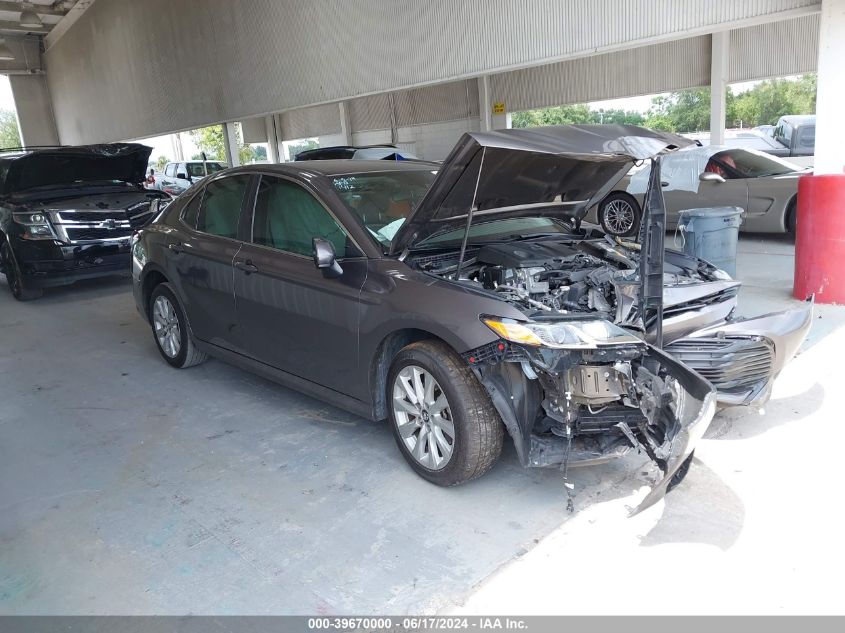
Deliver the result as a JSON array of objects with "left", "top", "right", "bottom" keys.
[
  {"left": 786, "top": 197, "right": 798, "bottom": 236},
  {"left": 598, "top": 192, "right": 641, "bottom": 238},
  {"left": 148, "top": 282, "right": 208, "bottom": 369},
  {"left": 1, "top": 241, "right": 43, "bottom": 301},
  {"left": 387, "top": 340, "right": 504, "bottom": 486}
]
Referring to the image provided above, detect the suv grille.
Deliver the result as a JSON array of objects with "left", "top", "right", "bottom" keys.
[
  {"left": 665, "top": 336, "right": 774, "bottom": 395},
  {"left": 49, "top": 209, "right": 133, "bottom": 243},
  {"left": 65, "top": 227, "right": 134, "bottom": 241},
  {"left": 57, "top": 210, "right": 127, "bottom": 223}
]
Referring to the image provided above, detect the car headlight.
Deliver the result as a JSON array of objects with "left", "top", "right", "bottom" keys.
[
  {"left": 481, "top": 316, "right": 642, "bottom": 349},
  {"left": 710, "top": 267, "right": 733, "bottom": 281},
  {"left": 12, "top": 212, "right": 56, "bottom": 240}
]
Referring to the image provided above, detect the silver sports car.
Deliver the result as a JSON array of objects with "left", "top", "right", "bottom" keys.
[{"left": 588, "top": 146, "right": 806, "bottom": 237}]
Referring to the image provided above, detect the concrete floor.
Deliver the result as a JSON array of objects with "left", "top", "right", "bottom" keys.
[{"left": 1, "top": 235, "right": 843, "bottom": 615}]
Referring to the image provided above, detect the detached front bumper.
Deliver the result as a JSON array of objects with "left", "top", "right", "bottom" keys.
[{"left": 665, "top": 300, "right": 813, "bottom": 407}]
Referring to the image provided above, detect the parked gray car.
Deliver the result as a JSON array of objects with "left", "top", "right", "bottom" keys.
[
  {"left": 132, "top": 125, "right": 810, "bottom": 514},
  {"left": 590, "top": 146, "right": 805, "bottom": 236},
  {"left": 155, "top": 160, "right": 227, "bottom": 196}
]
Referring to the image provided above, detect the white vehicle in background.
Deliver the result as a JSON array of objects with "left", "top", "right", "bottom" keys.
[
  {"left": 155, "top": 160, "right": 227, "bottom": 195},
  {"left": 686, "top": 116, "right": 816, "bottom": 169}
]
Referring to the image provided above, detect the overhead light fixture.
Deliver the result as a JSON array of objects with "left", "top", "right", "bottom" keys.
[
  {"left": 0, "top": 39, "right": 15, "bottom": 62},
  {"left": 19, "top": 5, "right": 43, "bottom": 29}
]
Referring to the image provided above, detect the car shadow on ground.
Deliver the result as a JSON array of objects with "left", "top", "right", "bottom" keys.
[
  {"left": 0, "top": 273, "right": 132, "bottom": 307},
  {"left": 639, "top": 456, "right": 744, "bottom": 551}
]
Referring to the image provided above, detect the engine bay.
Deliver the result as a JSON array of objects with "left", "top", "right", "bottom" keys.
[{"left": 410, "top": 237, "right": 646, "bottom": 320}]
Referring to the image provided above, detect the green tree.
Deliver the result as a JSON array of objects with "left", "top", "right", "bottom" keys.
[
  {"left": 286, "top": 139, "right": 319, "bottom": 159},
  {"left": 189, "top": 123, "right": 261, "bottom": 164},
  {"left": 643, "top": 88, "right": 723, "bottom": 133},
  {"left": 641, "top": 74, "right": 816, "bottom": 132},
  {"left": 731, "top": 74, "right": 816, "bottom": 126},
  {"left": 512, "top": 104, "right": 644, "bottom": 128},
  {"left": 189, "top": 125, "right": 226, "bottom": 161},
  {"left": 0, "top": 109, "right": 22, "bottom": 149},
  {"left": 155, "top": 155, "right": 169, "bottom": 171}
]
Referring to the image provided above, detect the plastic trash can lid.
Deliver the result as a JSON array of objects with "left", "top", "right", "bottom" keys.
[{"left": 678, "top": 206, "right": 743, "bottom": 218}]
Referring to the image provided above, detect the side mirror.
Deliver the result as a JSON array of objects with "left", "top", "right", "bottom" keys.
[
  {"left": 312, "top": 238, "right": 343, "bottom": 278},
  {"left": 699, "top": 172, "right": 726, "bottom": 184},
  {"left": 176, "top": 172, "right": 188, "bottom": 180}
]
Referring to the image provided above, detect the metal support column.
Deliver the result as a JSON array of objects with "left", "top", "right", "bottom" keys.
[
  {"left": 223, "top": 121, "right": 239, "bottom": 167},
  {"left": 709, "top": 30, "right": 729, "bottom": 145}
]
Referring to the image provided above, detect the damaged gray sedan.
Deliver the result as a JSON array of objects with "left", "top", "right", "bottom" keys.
[{"left": 133, "top": 125, "right": 811, "bottom": 514}]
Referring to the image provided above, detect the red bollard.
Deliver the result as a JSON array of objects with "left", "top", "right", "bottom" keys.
[{"left": 794, "top": 173, "right": 845, "bottom": 304}]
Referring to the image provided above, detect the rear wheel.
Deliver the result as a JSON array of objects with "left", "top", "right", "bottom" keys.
[
  {"left": 148, "top": 282, "right": 208, "bottom": 368},
  {"left": 598, "top": 192, "right": 641, "bottom": 238},
  {"left": 387, "top": 340, "right": 504, "bottom": 486},
  {"left": 1, "top": 241, "right": 43, "bottom": 301},
  {"left": 786, "top": 197, "right": 798, "bottom": 236}
]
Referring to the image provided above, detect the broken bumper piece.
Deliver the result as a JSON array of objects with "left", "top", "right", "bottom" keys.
[
  {"left": 471, "top": 340, "right": 716, "bottom": 514},
  {"left": 666, "top": 300, "right": 813, "bottom": 407}
]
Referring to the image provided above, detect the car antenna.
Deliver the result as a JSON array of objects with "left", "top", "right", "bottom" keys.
[
  {"left": 453, "top": 147, "right": 487, "bottom": 281},
  {"left": 201, "top": 152, "right": 208, "bottom": 177}
]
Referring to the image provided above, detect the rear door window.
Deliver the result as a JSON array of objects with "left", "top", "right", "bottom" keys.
[{"left": 195, "top": 175, "right": 251, "bottom": 239}]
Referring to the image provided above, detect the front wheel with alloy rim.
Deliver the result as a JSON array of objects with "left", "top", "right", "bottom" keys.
[
  {"left": 1, "top": 241, "right": 42, "bottom": 301},
  {"left": 387, "top": 340, "right": 504, "bottom": 486},
  {"left": 598, "top": 192, "right": 641, "bottom": 238},
  {"left": 148, "top": 282, "right": 208, "bottom": 368}
]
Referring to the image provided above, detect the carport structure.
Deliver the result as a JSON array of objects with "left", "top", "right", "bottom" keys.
[
  {"left": 4, "top": 0, "right": 830, "bottom": 162},
  {"left": 3, "top": 0, "right": 845, "bottom": 619}
]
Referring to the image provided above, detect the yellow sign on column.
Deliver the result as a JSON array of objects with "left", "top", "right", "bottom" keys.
[{"left": 492, "top": 102, "right": 506, "bottom": 115}]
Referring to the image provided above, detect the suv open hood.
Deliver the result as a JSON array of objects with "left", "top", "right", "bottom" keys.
[
  {"left": 390, "top": 125, "right": 693, "bottom": 254},
  {"left": 3, "top": 143, "right": 152, "bottom": 194}
]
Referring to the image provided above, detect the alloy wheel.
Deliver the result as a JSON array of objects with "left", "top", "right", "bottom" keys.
[
  {"left": 153, "top": 295, "right": 181, "bottom": 358},
  {"left": 604, "top": 199, "right": 636, "bottom": 235},
  {"left": 392, "top": 365, "right": 455, "bottom": 470}
]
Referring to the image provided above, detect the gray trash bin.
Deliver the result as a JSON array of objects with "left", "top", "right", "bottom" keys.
[{"left": 675, "top": 207, "right": 743, "bottom": 277}]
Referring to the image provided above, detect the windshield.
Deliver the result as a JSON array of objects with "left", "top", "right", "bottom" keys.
[
  {"left": 331, "top": 170, "right": 437, "bottom": 248},
  {"left": 187, "top": 162, "right": 226, "bottom": 177},
  {"left": 417, "top": 217, "right": 572, "bottom": 247},
  {"left": 707, "top": 148, "right": 798, "bottom": 177}
]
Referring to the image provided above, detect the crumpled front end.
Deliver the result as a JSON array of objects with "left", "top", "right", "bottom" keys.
[{"left": 466, "top": 336, "right": 716, "bottom": 514}]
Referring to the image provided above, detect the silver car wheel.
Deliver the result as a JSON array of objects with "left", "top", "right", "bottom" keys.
[
  {"left": 153, "top": 295, "right": 181, "bottom": 359},
  {"left": 392, "top": 365, "right": 455, "bottom": 470},
  {"left": 604, "top": 199, "right": 636, "bottom": 235}
]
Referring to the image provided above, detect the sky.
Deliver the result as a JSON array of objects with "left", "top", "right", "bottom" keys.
[{"left": 0, "top": 75, "right": 15, "bottom": 112}]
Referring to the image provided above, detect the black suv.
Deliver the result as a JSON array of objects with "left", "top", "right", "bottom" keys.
[{"left": 0, "top": 144, "right": 170, "bottom": 300}]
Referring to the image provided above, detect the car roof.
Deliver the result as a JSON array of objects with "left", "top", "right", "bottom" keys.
[
  {"left": 779, "top": 114, "right": 815, "bottom": 126},
  {"left": 225, "top": 159, "right": 438, "bottom": 178}
]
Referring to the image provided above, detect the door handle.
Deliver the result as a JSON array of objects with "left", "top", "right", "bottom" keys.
[
  {"left": 167, "top": 242, "right": 183, "bottom": 254},
  {"left": 235, "top": 259, "right": 259, "bottom": 274}
]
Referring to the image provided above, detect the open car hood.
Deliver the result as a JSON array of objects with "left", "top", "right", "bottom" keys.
[
  {"left": 390, "top": 125, "right": 694, "bottom": 254},
  {"left": 4, "top": 143, "right": 152, "bottom": 193}
]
